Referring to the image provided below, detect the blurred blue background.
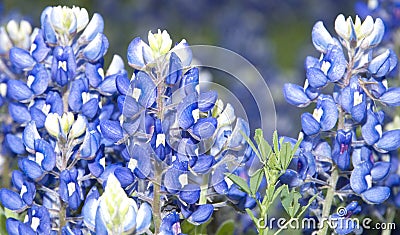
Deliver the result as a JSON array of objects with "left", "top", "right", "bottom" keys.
[{"left": 1, "top": 0, "right": 356, "bottom": 138}]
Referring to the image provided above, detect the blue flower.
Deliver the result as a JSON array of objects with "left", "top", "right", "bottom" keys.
[
  {"left": 301, "top": 95, "right": 338, "bottom": 135},
  {"left": 9, "top": 47, "right": 36, "bottom": 70},
  {"left": 159, "top": 212, "right": 182, "bottom": 235},
  {"left": 51, "top": 46, "right": 76, "bottom": 86},
  {"left": 127, "top": 30, "right": 191, "bottom": 70},
  {"left": 350, "top": 161, "right": 391, "bottom": 204},
  {"left": 306, "top": 45, "right": 346, "bottom": 87},
  {"left": 283, "top": 83, "right": 312, "bottom": 107},
  {"left": 6, "top": 206, "right": 51, "bottom": 235},
  {"left": 18, "top": 138, "right": 56, "bottom": 181},
  {"left": 7, "top": 79, "right": 33, "bottom": 101},
  {"left": 59, "top": 168, "right": 82, "bottom": 210},
  {"left": 332, "top": 130, "right": 352, "bottom": 170},
  {"left": 330, "top": 201, "right": 361, "bottom": 235},
  {"left": 369, "top": 49, "right": 397, "bottom": 78},
  {"left": 83, "top": 33, "right": 109, "bottom": 62}
]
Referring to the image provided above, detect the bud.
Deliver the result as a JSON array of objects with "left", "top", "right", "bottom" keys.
[
  {"left": 148, "top": 29, "right": 172, "bottom": 58},
  {"left": 44, "top": 113, "right": 61, "bottom": 138},
  {"left": 69, "top": 115, "right": 87, "bottom": 139},
  {"left": 60, "top": 112, "right": 74, "bottom": 136},
  {"left": 98, "top": 174, "right": 138, "bottom": 233}
]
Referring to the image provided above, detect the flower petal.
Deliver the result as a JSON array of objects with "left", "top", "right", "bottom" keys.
[
  {"left": 9, "top": 47, "right": 36, "bottom": 70},
  {"left": 100, "top": 120, "right": 123, "bottom": 142},
  {"left": 361, "top": 186, "right": 390, "bottom": 204},
  {"left": 376, "top": 130, "right": 400, "bottom": 152},
  {"left": 0, "top": 189, "right": 25, "bottom": 211},
  {"left": 312, "top": 21, "right": 334, "bottom": 53},
  {"left": 283, "top": 83, "right": 311, "bottom": 107},
  {"left": 188, "top": 204, "right": 214, "bottom": 225}
]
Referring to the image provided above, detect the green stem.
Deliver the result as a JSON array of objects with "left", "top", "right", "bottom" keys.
[
  {"left": 316, "top": 105, "right": 345, "bottom": 234},
  {"left": 58, "top": 201, "right": 67, "bottom": 235},
  {"left": 151, "top": 60, "right": 168, "bottom": 234},
  {"left": 58, "top": 134, "right": 70, "bottom": 233},
  {"left": 1, "top": 156, "right": 10, "bottom": 189},
  {"left": 317, "top": 166, "right": 338, "bottom": 235},
  {"left": 62, "top": 85, "right": 69, "bottom": 114},
  {"left": 199, "top": 174, "right": 209, "bottom": 205},
  {"left": 152, "top": 161, "right": 162, "bottom": 234},
  {"left": 381, "top": 207, "right": 396, "bottom": 235}
]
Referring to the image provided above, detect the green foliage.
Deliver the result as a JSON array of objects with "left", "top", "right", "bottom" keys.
[
  {"left": 226, "top": 173, "right": 251, "bottom": 195},
  {"left": 249, "top": 169, "right": 264, "bottom": 196},
  {"left": 181, "top": 218, "right": 212, "bottom": 235},
  {"left": 281, "top": 186, "right": 302, "bottom": 218},
  {"left": 234, "top": 129, "right": 316, "bottom": 235},
  {"left": 0, "top": 206, "right": 6, "bottom": 235},
  {"left": 215, "top": 220, "right": 235, "bottom": 235},
  {"left": 0, "top": 205, "right": 23, "bottom": 235}
]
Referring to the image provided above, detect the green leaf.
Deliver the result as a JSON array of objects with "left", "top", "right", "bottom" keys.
[
  {"left": 225, "top": 173, "right": 251, "bottom": 194},
  {"left": 181, "top": 220, "right": 196, "bottom": 234},
  {"left": 272, "top": 130, "right": 279, "bottom": 155},
  {"left": 254, "top": 129, "right": 272, "bottom": 163},
  {"left": 0, "top": 206, "right": 6, "bottom": 235},
  {"left": 245, "top": 208, "right": 258, "bottom": 225},
  {"left": 272, "top": 184, "right": 286, "bottom": 202},
  {"left": 241, "top": 130, "right": 262, "bottom": 162},
  {"left": 267, "top": 152, "right": 279, "bottom": 171},
  {"left": 250, "top": 169, "right": 264, "bottom": 196},
  {"left": 281, "top": 187, "right": 302, "bottom": 218},
  {"left": 182, "top": 218, "right": 212, "bottom": 235},
  {"left": 216, "top": 220, "right": 235, "bottom": 235},
  {"left": 293, "top": 136, "right": 302, "bottom": 154},
  {"left": 279, "top": 142, "right": 292, "bottom": 170}
]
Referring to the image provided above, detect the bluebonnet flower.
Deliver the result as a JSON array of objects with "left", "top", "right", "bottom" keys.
[
  {"left": 0, "top": 6, "right": 253, "bottom": 234},
  {"left": 0, "top": 19, "right": 38, "bottom": 173},
  {"left": 82, "top": 174, "right": 152, "bottom": 234},
  {"left": 99, "top": 29, "right": 253, "bottom": 233},
  {"left": 0, "top": 5, "right": 152, "bottom": 234},
  {"left": 6, "top": 205, "right": 51, "bottom": 235},
  {"left": 350, "top": 161, "right": 391, "bottom": 204},
  {"left": 283, "top": 13, "right": 400, "bottom": 233},
  {"left": 0, "top": 170, "right": 35, "bottom": 212},
  {"left": 159, "top": 211, "right": 182, "bottom": 235}
]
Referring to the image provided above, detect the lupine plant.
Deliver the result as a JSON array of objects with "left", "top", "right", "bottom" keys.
[
  {"left": 1, "top": 2, "right": 400, "bottom": 235},
  {"left": 0, "top": 5, "right": 256, "bottom": 235},
  {"left": 104, "top": 27, "right": 254, "bottom": 234},
  {"left": 0, "top": 6, "right": 152, "bottom": 234},
  {"left": 282, "top": 13, "right": 400, "bottom": 234},
  {"left": 0, "top": 18, "right": 37, "bottom": 186}
]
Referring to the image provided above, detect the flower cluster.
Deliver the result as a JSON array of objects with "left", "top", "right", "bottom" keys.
[
  {"left": 0, "top": 5, "right": 255, "bottom": 234},
  {"left": 0, "top": 6, "right": 152, "bottom": 234},
  {"left": 0, "top": 19, "right": 37, "bottom": 165},
  {"left": 283, "top": 14, "right": 400, "bottom": 234},
  {"left": 98, "top": 27, "right": 255, "bottom": 233}
]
